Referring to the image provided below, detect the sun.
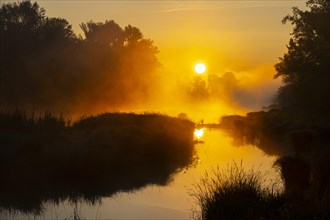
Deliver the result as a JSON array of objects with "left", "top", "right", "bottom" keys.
[{"left": 194, "top": 63, "right": 206, "bottom": 74}]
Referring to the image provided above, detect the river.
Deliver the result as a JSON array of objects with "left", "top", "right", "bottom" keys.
[{"left": 2, "top": 128, "right": 280, "bottom": 220}]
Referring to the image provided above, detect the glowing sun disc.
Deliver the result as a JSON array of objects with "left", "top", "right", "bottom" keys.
[{"left": 195, "top": 63, "right": 206, "bottom": 74}]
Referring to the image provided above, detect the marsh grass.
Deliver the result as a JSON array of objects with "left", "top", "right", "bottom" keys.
[
  {"left": 192, "top": 158, "right": 330, "bottom": 220},
  {"left": 0, "top": 108, "right": 68, "bottom": 130},
  {"left": 190, "top": 161, "right": 282, "bottom": 220}
]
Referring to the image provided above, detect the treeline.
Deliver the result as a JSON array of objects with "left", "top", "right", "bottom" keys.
[
  {"left": 273, "top": 0, "right": 330, "bottom": 116},
  {"left": 0, "top": 1, "right": 159, "bottom": 113},
  {"left": 220, "top": 110, "right": 330, "bottom": 156}
]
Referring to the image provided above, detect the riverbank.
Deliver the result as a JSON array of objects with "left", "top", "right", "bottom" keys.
[{"left": 0, "top": 111, "right": 196, "bottom": 214}]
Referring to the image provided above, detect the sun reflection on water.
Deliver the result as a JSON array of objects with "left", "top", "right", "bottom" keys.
[{"left": 194, "top": 128, "right": 204, "bottom": 139}]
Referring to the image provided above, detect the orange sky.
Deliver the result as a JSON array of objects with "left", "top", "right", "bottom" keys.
[
  {"left": 38, "top": 1, "right": 305, "bottom": 71},
  {"left": 26, "top": 1, "right": 306, "bottom": 121}
]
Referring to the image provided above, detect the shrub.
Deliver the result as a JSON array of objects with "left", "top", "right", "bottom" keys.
[{"left": 190, "top": 161, "right": 282, "bottom": 220}]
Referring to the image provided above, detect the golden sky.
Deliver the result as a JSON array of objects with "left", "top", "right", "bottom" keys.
[
  {"left": 30, "top": 1, "right": 306, "bottom": 121},
  {"left": 39, "top": 1, "right": 305, "bottom": 71}
]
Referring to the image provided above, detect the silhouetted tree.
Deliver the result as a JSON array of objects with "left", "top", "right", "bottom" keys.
[
  {"left": 79, "top": 20, "right": 159, "bottom": 106},
  {"left": 80, "top": 20, "right": 124, "bottom": 48},
  {"left": 0, "top": 1, "right": 78, "bottom": 108},
  {"left": 124, "top": 25, "right": 143, "bottom": 44},
  {"left": 0, "top": 1, "right": 159, "bottom": 113},
  {"left": 190, "top": 77, "right": 210, "bottom": 101},
  {"left": 275, "top": 0, "right": 330, "bottom": 116},
  {"left": 0, "top": 1, "right": 76, "bottom": 56}
]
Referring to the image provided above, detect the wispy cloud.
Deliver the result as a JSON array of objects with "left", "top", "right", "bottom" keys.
[{"left": 153, "top": 1, "right": 303, "bottom": 14}]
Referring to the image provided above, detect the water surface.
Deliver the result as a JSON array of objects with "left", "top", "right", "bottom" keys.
[{"left": 1, "top": 129, "right": 279, "bottom": 220}]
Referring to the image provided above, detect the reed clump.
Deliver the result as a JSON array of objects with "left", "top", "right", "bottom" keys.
[{"left": 190, "top": 162, "right": 282, "bottom": 220}]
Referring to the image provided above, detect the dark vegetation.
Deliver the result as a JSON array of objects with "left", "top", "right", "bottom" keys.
[
  {"left": 274, "top": 0, "right": 330, "bottom": 116},
  {"left": 2, "top": 0, "right": 330, "bottom": 218},
  {"left": 195, "top": 1, "right": 330, "bottom": 219},
  {"left": 190, "top": 162, "right": 281, "bottom": 220},
  {"left": 192, "top": 161, "right": 330, "bottom": 220},
  {"left": 0, "top": 1, "right": 159, "bottom": 113},
  {"left": 220, "top": 110, "right": 330, "bottom": 156},
  {"left": 0, "top": 111, "right": 196, "bottom": 214}
]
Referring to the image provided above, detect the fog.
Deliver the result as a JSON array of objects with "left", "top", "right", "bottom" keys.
[
  {"left": 142, "top": 64, "right": 281, "bottom": 123},
  {"left": 0, "top": 2, "right": 281, "bottom": 122}
]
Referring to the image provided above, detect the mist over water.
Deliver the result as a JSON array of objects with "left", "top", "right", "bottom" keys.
[
  {"left": 0, "top": 2, "right": 280, "bottom": 123},
  {"left": 0, "top": 2, "right": 283, "bottom": 218},
  {"left": 129, "top": 67, "right": 280, "bottom": 123},
  {"left": 95, "top": 61, "right": 281, "bottom": 124},
  {"left": 2, "top": 1, "right": 330, "bottom": 219}
]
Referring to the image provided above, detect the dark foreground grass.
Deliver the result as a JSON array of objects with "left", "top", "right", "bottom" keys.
[
  {"left": 191, "top": 160, "right": 330, "bottom": 220},
  {"left": 0, "top": 111, "right": 196, "bottom": 214},
  {"left": 190, "top": 162, "right": 282, "bottom": 220}
]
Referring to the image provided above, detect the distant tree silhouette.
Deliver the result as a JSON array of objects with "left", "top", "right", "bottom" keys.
[
  {"left": 0, "top": 1, "right": 76, "bottom": 55},
  {"left": 274, "top": 0, "right": 330, "bottom": 116},
  {"left": 80, "top": 20, "right": 124, "bottom": 48},
  {"left": 79, "top": 20, "right": 159, "bottom": 106},
  {"left": 0, "top": 1, "right": 77, "bottom": 108},
  {"left": 124, "top": 25, "right": 143, "bottom": 44},
  {"left": 190, "top": 77, "right": 210, "bottom": 101},
  {"left": 0, "top": 1, "right": 159, "bottom": 113}
]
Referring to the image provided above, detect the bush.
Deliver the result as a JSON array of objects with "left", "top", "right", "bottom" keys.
[{"left": 190, "top": 161, "right": 282, "bottom": 220}]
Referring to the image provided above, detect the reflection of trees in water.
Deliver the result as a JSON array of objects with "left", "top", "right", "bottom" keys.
[
  {"left": 0, "top": 112, "right": 196, "bottom": 214},
  {"left": 220, "top": 110, "right": 330, "bottom": 157},
  {"left": 219, "top": 110, "right": 330, "bottom": 218},
  {"left": 220, "top": 110, "right": 291, "bottom": 156}
]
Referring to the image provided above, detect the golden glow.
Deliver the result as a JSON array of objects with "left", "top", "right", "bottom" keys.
[
  {"left": 36, "top": 0, "right": 288, "bottom": 122},
  {"left": 194, "top": 63, "right": 206, "bottom": 74},
  {"left": 194, "top": 128, "right": 204, "bottom": 139}
]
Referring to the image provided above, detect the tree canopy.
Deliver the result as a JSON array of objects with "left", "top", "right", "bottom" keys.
[
  {"left": 0, "top": 1, "right": 159, "bottom": 113},
  {"left": 274, "top": 0, "right": 330, "bottom": 116}
]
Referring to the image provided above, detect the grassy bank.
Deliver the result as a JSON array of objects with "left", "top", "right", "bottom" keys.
[
  {"left": 190, "top": 162, "right": 281, "bottom": 220},
  {"left": 0, "top": 111, "right": 196, "bottom": 214},
  {"left": 192, "top": 161, "right": 330, "bottom": 220}
]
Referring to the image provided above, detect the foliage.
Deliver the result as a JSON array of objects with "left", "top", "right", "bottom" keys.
[
  {"left": 0, "top": 1, "right": 159, "bottom": 113},
  {"left": 274, "top": 0, "right": 330, "bottom": 116},
  {"left": 220, "top": 110, "right": 296, "bottom": 156}
]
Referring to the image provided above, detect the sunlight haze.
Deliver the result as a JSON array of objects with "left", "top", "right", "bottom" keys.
[
  {"left": 3, "top": 1, "right": 328, "bottom": 219},
  {"left": 32, "top": 0, "right": 306, "bottom": 122}
]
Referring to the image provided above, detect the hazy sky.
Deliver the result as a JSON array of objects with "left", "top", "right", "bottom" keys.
[
  {"left": 37, "top": 1, "right": 305, "bottom": 73},
  {"left": 2, "top": 0, "right": 307, "bottom": 120},
  {"left": 28, "top": 1, "right": 305, "bottom": 119}
]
